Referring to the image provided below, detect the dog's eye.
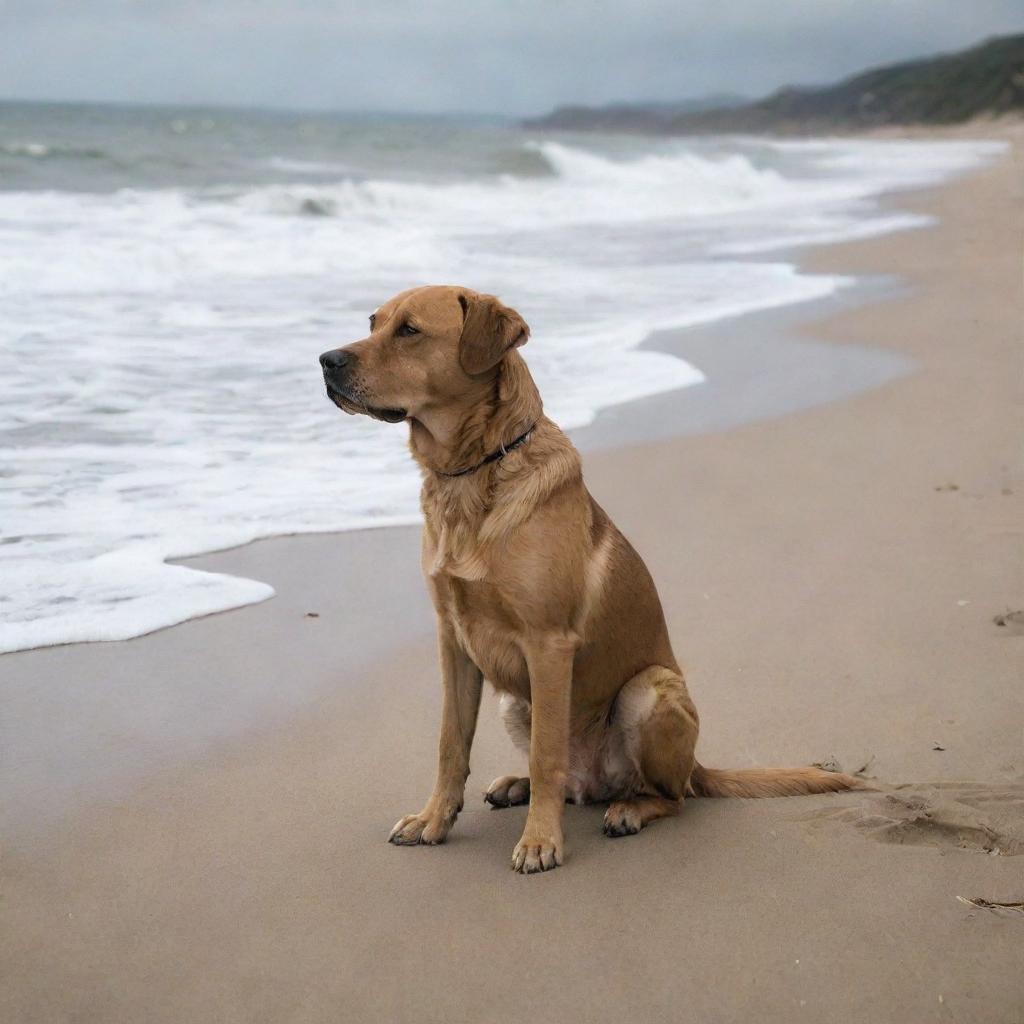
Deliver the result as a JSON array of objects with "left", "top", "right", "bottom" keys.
[
  {"left": 396, "top": 323, "right": 420, "bottom": 338},
  {"left": 368, "top": 314, "right": 377, "bottom": 330}
]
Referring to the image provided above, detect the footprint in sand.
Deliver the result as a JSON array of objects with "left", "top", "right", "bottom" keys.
[{"left": 798, "top": 782, "right": 1024, "bottom": 856}]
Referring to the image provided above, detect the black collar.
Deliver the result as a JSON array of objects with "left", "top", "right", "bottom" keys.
[{"left": 436, "top": 424, "right": 536, "bottom": 478}]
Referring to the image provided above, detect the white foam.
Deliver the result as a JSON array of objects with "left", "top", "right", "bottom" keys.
[{"left": 0, "top": 135, "right": 1004, "bottom": 653}]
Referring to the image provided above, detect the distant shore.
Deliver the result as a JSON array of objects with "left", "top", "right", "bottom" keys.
[
  {"left": 524, "top": 33, "right": 1024, "bottom": 135},
  {"left": 2, "top": 124, "right": 1022, "bottom": 1023}
]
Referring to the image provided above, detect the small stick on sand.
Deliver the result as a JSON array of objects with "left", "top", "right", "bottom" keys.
[{"left": 956, "top": 896, "right": 1024, "bottom": 915}]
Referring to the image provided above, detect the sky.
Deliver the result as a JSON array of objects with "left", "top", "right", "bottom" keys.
[{"left": 0, "top": 1, "right": 1021, "bottom": 116}]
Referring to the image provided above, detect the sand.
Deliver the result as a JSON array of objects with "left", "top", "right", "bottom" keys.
[{"left": 2, "top": 127, "right": 1022, "bottom": 1023}]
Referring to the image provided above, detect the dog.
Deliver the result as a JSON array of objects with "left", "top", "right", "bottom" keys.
[{"left": 320, "top": 285, "right": 860, "bottom": 873}]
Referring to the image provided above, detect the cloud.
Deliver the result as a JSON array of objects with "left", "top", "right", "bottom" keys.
[{"left": 1, "top": 1, "right": 1021, "bottom": 114}]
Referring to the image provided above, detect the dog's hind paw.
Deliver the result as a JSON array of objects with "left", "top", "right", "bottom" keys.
[
  {"left": 485, "top": 775, "right": 530, "bottom": 807},
  {"left": 603, "top": 802, "right": 643, "bottom": 837},
  {"left": 602, "top": 795, "right": 679, "bottom": 837}
]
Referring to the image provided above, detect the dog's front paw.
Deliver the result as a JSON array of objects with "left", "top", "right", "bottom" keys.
[
  {"left": 388, "top": 808, "right": 454, "bottom": 846},
  {"left": 511, "top": 829, "right": 563, "bottom": 873}
]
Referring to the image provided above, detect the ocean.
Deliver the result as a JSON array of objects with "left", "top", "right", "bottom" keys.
[{"left": 0, "top": 101, "right": 1005, "bottom": 654}]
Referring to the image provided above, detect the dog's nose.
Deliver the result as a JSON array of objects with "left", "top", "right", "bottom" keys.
[{"left": 319, "top": 349, "right": 351, "bottom": 372}]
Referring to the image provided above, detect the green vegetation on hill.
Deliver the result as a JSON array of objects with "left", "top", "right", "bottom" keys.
[{"left": 525, "top": 34, "right": 1024, "bottom": 134}]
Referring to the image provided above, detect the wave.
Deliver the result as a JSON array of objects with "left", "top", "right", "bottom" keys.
[
  {"left": 226, "top": 137, "right": 1004, "bottom": 228},
  {"left": 530, "top": 140, "right": 798, "bottom": 207},
  {"left": 222, "top": 142, "right": 825, "bottom": 228}
]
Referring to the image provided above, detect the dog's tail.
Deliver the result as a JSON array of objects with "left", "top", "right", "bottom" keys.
[{"left": 689, "top": 761, "right": 864, "bottom": 799}]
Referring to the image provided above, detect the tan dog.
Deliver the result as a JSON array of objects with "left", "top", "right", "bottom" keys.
[{"left": 319, "top": 285, "right": 860, "bottom": 873}]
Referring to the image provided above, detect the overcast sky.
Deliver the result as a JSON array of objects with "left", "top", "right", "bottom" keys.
[{"left": 1, "top": 1, "right": 1021, "bottom": 115}]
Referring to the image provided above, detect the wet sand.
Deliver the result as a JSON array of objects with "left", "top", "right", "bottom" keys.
[{"left": 2, "top": 127, "right": 1023, "bottom": 1023}]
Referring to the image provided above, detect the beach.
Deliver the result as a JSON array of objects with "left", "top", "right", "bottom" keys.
[{"left": 2, "top": 124, "right": 1023, "bottom": 1023}]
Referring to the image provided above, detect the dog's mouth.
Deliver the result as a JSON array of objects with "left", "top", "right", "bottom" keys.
[{"left": 324, "top": 382, "right": 407, "bottom": 424}]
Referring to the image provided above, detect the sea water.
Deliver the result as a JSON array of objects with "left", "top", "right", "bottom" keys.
[{"left": 0, "top": 103, "right": 1005, "bottom": 653}]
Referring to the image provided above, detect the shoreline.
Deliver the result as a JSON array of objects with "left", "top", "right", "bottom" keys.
[
  {"left": 572, "top": 271, "right": 910, "bottom": 450},
  {"left": 2, "top": 127, "right": 1023, "bottom": 1023}
]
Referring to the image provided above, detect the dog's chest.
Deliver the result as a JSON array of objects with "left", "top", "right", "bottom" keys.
[{"left": 442, "top": 576, "right": 530, "bottom": 697}]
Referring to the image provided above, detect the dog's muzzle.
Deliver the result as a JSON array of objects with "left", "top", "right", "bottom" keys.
[{"left": 318, "top": 349, "right": 406, "bottom": 423}]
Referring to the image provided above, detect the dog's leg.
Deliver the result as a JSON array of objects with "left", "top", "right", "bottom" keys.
[
  {"left": 389, "top": 624, "right": 483, "bottom": 846},
  {"left": 511, "top": 632, "right": 577, "bottom": 873},
  {"left": 602, "top": 666, "right": 698, "bottom": 838}
]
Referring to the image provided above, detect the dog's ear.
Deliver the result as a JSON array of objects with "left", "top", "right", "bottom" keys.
[{"left": 458, "top": 292, "right": 529, "bottom": 376}]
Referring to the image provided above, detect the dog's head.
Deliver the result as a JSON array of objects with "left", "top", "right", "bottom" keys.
[{"left": 319, "top": 286, "right": 529, "bottom": 424}]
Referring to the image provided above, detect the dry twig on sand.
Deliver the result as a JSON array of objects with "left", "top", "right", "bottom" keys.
[{"left": 956, "top": 896, "right": 1024, "bottom": 916}]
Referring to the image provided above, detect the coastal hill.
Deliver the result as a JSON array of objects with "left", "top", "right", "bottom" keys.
[
  {"left": 525, "top": 33, "right": 1024, "bottom": 134},
  {"left": 521, "top": 94, "right": 747, "bottom": 134}
]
